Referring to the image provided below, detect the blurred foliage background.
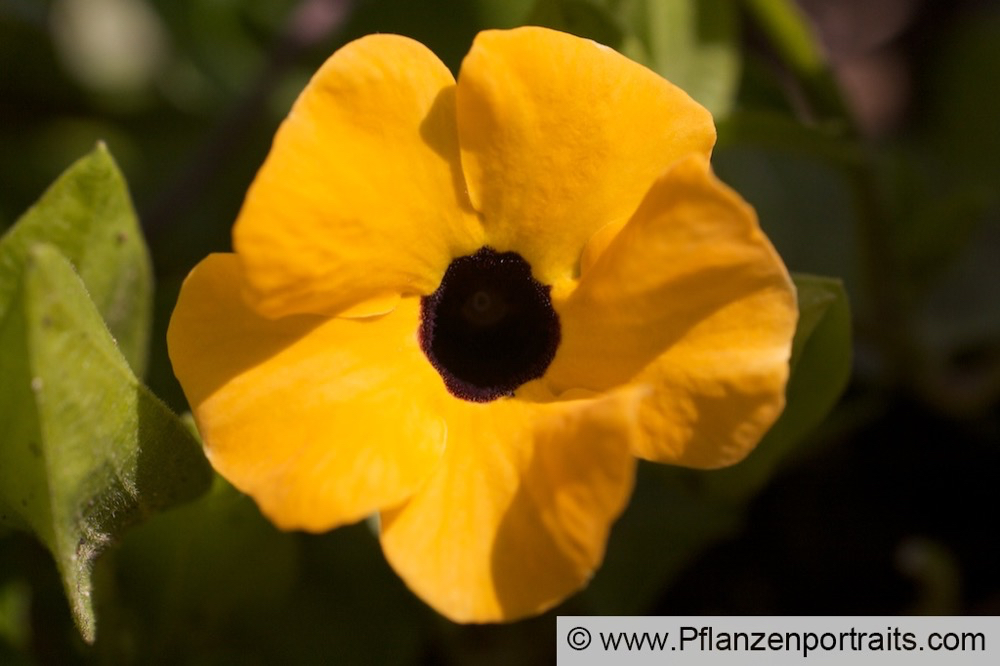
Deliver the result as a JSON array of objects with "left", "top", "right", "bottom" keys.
[{"left": 1, "top": 0, "right": 998, "bottom": 663}]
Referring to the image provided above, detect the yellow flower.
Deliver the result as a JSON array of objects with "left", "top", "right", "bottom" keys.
[{"left": 167, "top": 27, "right": 797, "bottom": 622}]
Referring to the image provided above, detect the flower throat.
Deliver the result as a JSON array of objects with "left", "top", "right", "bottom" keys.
[{"left": 419, "top": 247, "right": 561, "bottom": 402}]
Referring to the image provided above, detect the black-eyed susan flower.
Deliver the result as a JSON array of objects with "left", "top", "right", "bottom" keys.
[{"left": 167, "top": 26, "right": 797, "bottom": 622}]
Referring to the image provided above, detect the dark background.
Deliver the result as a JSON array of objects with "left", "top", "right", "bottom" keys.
[{"left": 1, "top": 0, "right": 998, "bottom": 663}]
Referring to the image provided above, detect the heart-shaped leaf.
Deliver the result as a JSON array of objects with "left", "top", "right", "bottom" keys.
[{"left": 0, "top": 147, "right": 212, "bottom": 643}]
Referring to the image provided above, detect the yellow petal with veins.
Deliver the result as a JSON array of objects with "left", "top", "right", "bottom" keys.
[
  {"left": 547, "top": 155, "right": 797, "bottom": 467},
  {"left": 457, "top": 26, "right": 715, "bottom": 284},
  {"left": 167, "top": 254, "right": 449, "bottom": 530},
  {"left": 234, "top": 34, "right": 483, "bottom": 319},
  {"left": 380, "top": 385, "right": 641, "bottom": 622}
]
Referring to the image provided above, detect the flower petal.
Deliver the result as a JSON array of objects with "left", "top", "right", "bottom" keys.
[
  {"left": 456, "top": 26, "right": 715, "bottom": 285},
  {"left": 545, "top": 156, "right": 797, "bottom": 468},
  {"left": 167, "top": 254, "right": 449, "bottom": 530},
  {"left": 379, "top": 389, "right": 639, "bottom": 622},
  {"left": 233, "top": 34, "right": 484, "bottom": 318}
]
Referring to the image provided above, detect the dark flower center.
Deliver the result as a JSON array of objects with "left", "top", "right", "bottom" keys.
[{"left": 419, "top": 247, "right": 561, "bottom": 403}]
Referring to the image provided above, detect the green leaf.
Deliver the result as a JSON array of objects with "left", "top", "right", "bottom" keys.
[
  {"left": 790, "top": 274, "right": 848, "bottom": 367},
  {"left": 741, "top": 0, "right": 846, "bottom": 119},
  {"left": 617, "top": 0, "right": 741, "bottom": 118},
  {"left": 0, "top": 245, "right": 211, "bottom": 643},
  {"left": 741, "top": 0, "right": 825, "bottom": 77},
  {"left": 0, "top": 143, "right": 152, "bottom": 376}
]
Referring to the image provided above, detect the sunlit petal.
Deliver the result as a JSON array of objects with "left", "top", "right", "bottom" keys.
[
  {"left": 234, "top": 34, "right": 484, "bottom": 318},
  {"left": 380, "top": 387, "right": 640, "bottom": 622},
  {"left": 546, "top": 156, "right": 797, "bottom": 467},
  {"left": 167, "top": 254, "right": 449, "bottom": 530},
  {"left": 457, "top": 26, "right": 715, "bottom": 284}
]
